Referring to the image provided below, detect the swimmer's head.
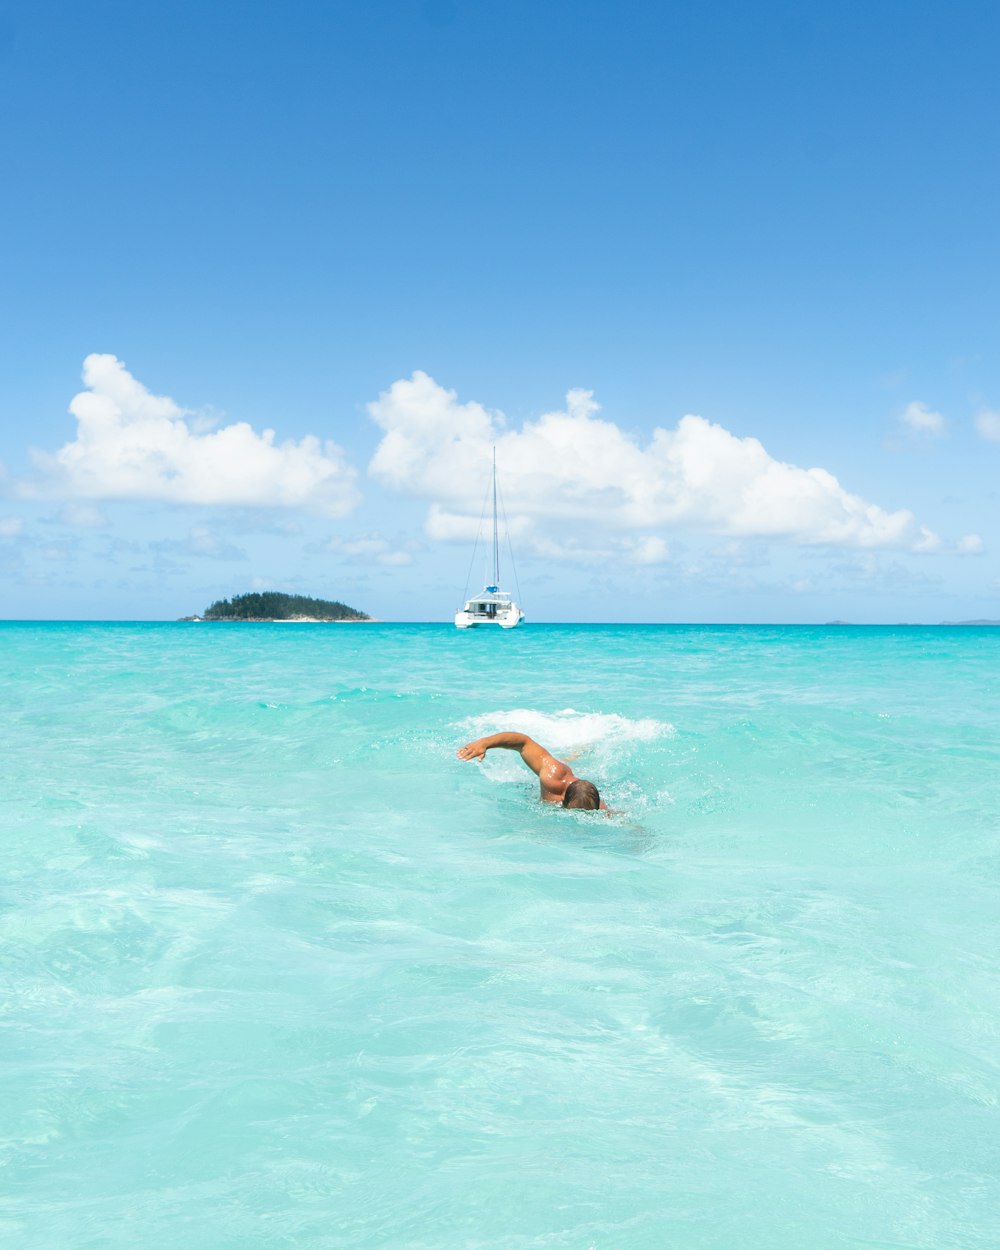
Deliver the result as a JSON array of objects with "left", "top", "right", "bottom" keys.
[{"left": 562, "top": 779, "right": 601, "bottom": 810}]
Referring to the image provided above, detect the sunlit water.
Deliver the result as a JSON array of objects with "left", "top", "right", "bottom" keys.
[{"left": 2, "top": 622, "right": 998, "bottom": 1249}]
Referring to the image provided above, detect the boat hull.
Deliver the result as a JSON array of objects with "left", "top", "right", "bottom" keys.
[{"left": 455, "top": 606, "right": 524, "bottom": 629}]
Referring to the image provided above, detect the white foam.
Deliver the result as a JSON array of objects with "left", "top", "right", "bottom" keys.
[{"left": 456, "top": 707, "right": 673, "bottom": 783}]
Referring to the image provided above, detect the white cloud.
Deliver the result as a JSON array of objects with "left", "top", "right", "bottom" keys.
[
  {"left": 41, "top": 543, "right": 72, "bottom": 562},
  {"left": 24, "top": 354, "right": 360, "bottom": 516},
  {"left": 322, "top": 533, "right": 415, "bottom": 567},
  {"left": 152, "top": 525, "right": 248, "bottom": 560},
  {"left": 368, "top": 372, "right": 939, "bottom": 553},
  {"left": 0, "top": 516, "right": 23, "bottom": 538},
  {"left": 974, "top": 409, "right": 1000, "bottom": 442},
  {"left": 629, "top": 535, "right": 669, "bottom": 565},
  {"left": 899, "top": 400, "right": 946, "bottom": 437},
  {"left": 425, "top": 504, "right": 533, "bottom": 544},
  {"left": 58, "top": 502, "right": 108, "bottom": 528},
  {"left": 911, "top": 529, "right": 943, "bottom": 554},
  {"left": 523, "top": 534, "right": 670, "bottom": 566},
  {"left": 957, "top": 533, "right": 984, "bottom": 555}
]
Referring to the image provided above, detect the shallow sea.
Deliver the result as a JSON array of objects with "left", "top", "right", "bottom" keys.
[{"left": 2, "top": 621, "right": 999, "bottom": 1249}]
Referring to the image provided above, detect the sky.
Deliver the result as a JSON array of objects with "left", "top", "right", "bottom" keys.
[{"left": 2, "top": 0, "right": 999, "bottom": 623}]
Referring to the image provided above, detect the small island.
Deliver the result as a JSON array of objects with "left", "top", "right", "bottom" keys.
[{"left": 182, "top": 591, "right": 371, "bottom": 622}]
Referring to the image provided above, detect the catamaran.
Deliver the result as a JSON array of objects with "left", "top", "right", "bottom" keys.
[{"left": 454, "top": 450, "right": 525, "bottom": 629}]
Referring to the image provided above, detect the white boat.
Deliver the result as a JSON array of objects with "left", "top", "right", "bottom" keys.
[{"left": 455, "top": 451, "right": 525, "bottom": 629}]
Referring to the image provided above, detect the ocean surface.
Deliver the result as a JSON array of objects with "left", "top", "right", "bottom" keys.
[{"left": 2, "top": 621, "right": 999, "bottom": 1250}]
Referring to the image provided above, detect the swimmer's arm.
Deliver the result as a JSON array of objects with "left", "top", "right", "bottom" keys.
[{"left": 457, "top": 732, "right": 553, "bottom": 777}]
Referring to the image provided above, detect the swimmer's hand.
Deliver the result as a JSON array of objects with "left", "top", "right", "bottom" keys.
[{"left": 457, "top": 739, "right": 487, "bottom": 762}]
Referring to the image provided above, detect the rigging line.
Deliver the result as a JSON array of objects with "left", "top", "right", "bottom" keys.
[
  {"left": 496, "top": 473, "right": 524, "bottom": 609},
  {"left": 461, "top": 472, "right": 494, "bottom": 604},
  {"left": 492, "top": 445, "right": 499, "bottom": 586}
]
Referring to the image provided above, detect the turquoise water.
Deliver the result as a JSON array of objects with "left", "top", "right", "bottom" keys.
[{"left": 3, "top": 622, "right": 999, "bottom": 1250}]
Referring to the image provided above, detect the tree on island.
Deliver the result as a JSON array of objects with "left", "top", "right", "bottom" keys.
[{"left": 200, "top": 592, "right": 370, "bottom": 621}]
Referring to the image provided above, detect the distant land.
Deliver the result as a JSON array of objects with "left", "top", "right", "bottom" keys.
[
  {"left": 825, "top": 620, "right": 1000, "bottom": 627},
  {"left": 180, "top": 592, "right": 371, "bottom": 622}
]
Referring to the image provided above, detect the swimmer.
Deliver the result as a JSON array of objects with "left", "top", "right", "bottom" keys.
[{"left": 457, "top": 731, "right": 606, "bottom": 810}]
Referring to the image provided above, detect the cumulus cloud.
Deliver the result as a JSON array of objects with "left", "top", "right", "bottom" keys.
[
  {"left": 899, "top": 400, "right": 946, "bottom": 437},
  {"left": 368, "top": 372, "right": 939, "bottom": 553},
  {"left": 25, "top": 355, "right": 360, "bottom": 516},
  {"left": 0, "top": 516, "right": 23, "bottom": 538},
  {"left": 974, "top": 409, "right": 1000, "bottom": 442},
  {"left": 957, "top": 533, "right": 984, "bottom": 555}
]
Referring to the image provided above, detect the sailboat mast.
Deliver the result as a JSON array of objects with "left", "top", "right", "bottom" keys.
[{"left": 492, "top": 446, "right": 500, "bottom": 587}]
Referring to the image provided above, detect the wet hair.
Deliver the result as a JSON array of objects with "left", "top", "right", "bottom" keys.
[{"left": 562, "top": 779, "right": 600, "bottom": 810}]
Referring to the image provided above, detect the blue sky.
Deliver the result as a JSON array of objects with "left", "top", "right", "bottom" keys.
[{"left": 2, "top": 0, "right": 999, "bottom": 621}]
